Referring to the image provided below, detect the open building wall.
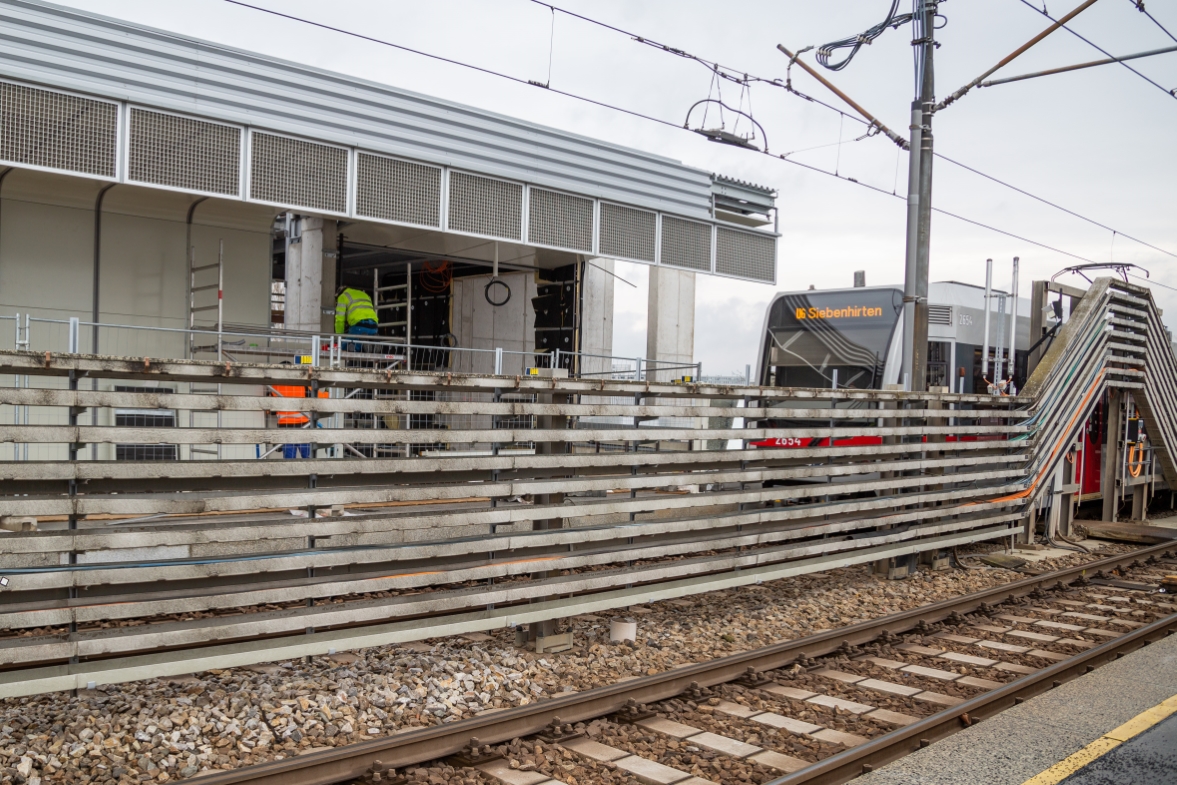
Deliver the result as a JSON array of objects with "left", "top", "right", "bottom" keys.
[{"left": 0, "top": 169, "right": 273, "bottom": 461}]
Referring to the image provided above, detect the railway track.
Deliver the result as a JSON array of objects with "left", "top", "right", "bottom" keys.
[{"left": 178, "top": 542, "right": 1177, "bottom": 785}]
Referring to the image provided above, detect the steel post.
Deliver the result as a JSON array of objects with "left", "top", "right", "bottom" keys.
[
  {"left": 900, "top": 101, "right": 923, "bottom": 388},
  {"left": 1008, "top": 257, "right": 1020, "bottom": 391},
  {"left": 912, "top": 0, "right": 936, "bottom": 392},
  {"left": 982, "top": 259, "right": 993, "bottom": 379}
]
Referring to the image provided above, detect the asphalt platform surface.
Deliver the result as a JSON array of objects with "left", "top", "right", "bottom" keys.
[{"left": 854, "top": 624, "right": 1177, "bottom": 785}]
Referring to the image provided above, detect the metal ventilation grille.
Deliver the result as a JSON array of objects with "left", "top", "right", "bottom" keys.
[
  {"left": 528, "top": 187, "right": 593, "bottom": 252},
  {"left": 448, "top": 171, "right": 522, "bottom": 240},
  {"left": 356, "top": 153, "right": 441, "bottom": 227},
  {"left": 660, "top": 216, "right": 712, "bottom": 272},
  {"left": 928, "top": 305, "right": 954, "bottom": 325},
  {"left": 0, "top": 82, "right": 117, "bottom": 177},
  {"left": 598, "top": 202, "right": 656, "bottom": 263},
  {"left": 250, "top": 132, "right": 347, "bottom": 213},
  {"left": 128, "top": 109, "right": 240, "bottom": 196},
  {"left": 715, "top": 227, "right": 776, "bottom": 283}
]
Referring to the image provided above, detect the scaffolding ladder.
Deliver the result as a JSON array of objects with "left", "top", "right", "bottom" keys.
[
  {"left": 374, "top": 262, "right": 411, "bottom": 345},
  {"left": 187, "top": 240, "right": 224, "bottom": 459}
]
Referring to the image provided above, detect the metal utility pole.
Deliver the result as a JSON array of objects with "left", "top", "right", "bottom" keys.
[{"left": 900, "top": 0, "right": 937, "bottom": 392}]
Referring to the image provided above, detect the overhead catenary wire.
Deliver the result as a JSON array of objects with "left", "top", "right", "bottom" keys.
[
  {"left": 221, "top": 0, "right": 683, "bottom": 131},
  {"left": 533, "top": 0, "right": 1172, "bottom": 257},
  {"left": 534, "top": 0, "right": 896, "bottom": 130},
  {"left": 1129, "top": 273, "right": 1177, "bottom": 293},
  {"left": 934, "top": 154, "right": 1177, "bottom": 259},
  {"left": 1017, "top": 0, "right": 1177, "bottom": 100},
  {"left": 1131, "top": 0, "right": 1177, "bottom": 44},
  {"left": 222, "top": 0, "right": 1155, "bottom": 269}
]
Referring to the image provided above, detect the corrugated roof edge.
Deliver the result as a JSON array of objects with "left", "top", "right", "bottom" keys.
[
  {"left": 713, "top": 173, "right": 776, "bottom": 196},
  {"left": 7, "top": 0, "right": 698, "bottom": 172}
]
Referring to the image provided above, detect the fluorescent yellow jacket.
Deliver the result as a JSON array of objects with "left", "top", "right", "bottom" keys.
[{"left": 334, "top": 288, "right": 377, "bottom": 333}]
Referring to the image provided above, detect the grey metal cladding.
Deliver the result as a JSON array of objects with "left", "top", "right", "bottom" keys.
[
  {"left": 448, "top": 171, "right": 522, "bottom": 240},
  {"left": 356, "top": 152, "right": 441, "bottom": 228},
  {"left": 250, "top": 132, "right": 347, "bottom": 214},
  {"left": 528, "top": 187, "right": 592, "bottom": 252},
  {"left": 661, "top": 215, "right": 712, "bottom": 272},
  {"left": 0, "top": 0, "right": 715, "bottom": 219},
  {"left": 128, "top": 108, "right": 240, "bottom": 195},
  {"left": 716, "top": 226, "right": 775, "bottom": 283},
  {"left": 0, "top": 80, "right": 116, "bottom": 177},
  {"left": 598, "top": 202, "right": 656, "bottom": 263}
]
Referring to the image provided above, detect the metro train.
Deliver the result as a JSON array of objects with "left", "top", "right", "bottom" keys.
[
  {"left": 750, "top": 279, "right": 1136, "bottom": 503},
  {"left": 755, "top": 281, "right": 1030, "bottom": 394}
]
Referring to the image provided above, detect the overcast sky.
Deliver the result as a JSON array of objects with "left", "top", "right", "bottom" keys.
[{"left": 56, "top": 0, "right": 1177, "bottom": 375}]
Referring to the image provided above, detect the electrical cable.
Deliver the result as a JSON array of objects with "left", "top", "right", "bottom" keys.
[
  {"left": 221, "top": 0, "right": 1151, "bottom": 269},
  {"left": 531, "top": 2, "right": 1177, "bottom": 260},
  {"left": 418, "top": 259, "right": 452, "bottom": 294},
  {"left": 221, "top": 0, "right": 683, "bottom": 131},
  {"left": 815, "top": 0, "right": 915, "bottom": 72},
  {"left": 1130, "top": 0, "right": 1177, "bottom": 44},
  {"left": 1018, "top": 0, "right": 1177, "bottom": 100},
  {"left": 935, "top": 154, "right": 1177, "bottom": 260},
  {"left": 1129, "top": 273, "right": 1177, "bottom": 293}
]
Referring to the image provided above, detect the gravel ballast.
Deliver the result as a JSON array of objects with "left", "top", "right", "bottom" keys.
[{"left": 0, "top": 542, "right": 1132, "bottom": 783}]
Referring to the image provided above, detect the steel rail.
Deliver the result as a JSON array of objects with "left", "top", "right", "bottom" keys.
[
  {"left": 766, "top": 606, "right": 1177, "bottom": 784},
  {"left": 185, "top": 541, "right": 1173, "bottom": 785}
]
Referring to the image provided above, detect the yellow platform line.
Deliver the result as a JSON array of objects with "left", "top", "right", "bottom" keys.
[{"left": 1021, "top": 693, "right": 1177, "bottom": 785}]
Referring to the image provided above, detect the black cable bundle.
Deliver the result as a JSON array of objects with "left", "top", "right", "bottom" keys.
[{"left": 816, "top": 0, "right": 914, "bottom": 71}]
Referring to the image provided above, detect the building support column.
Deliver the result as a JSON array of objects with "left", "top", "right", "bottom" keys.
[
  {"left": 646, "top": 266, "right": 695, "bottom": 381},
  {"left": 284, "top": 216, "right": 337, "bottom": 334},
  {"left": 579, "top": 258, "right": 615, "bottom": 377}
]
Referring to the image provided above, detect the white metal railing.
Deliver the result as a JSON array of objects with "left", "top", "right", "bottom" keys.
[{"left": 5, "top": 314, "right": 702, "bottom": 380}]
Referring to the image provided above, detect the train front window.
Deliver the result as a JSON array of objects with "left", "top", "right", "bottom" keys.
[{"left": 762, "top": 288, "right": 902, "bottom": 388}]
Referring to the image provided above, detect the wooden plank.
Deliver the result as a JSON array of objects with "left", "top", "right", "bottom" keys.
[
  {"left": 0, "top": 351, "right": 1033, "bottom": 403},
  {"left": 0, "top": 423, "right": 1029, "bottom": 445},
  {"left": 0, "top": 505, "right": 1024, "bottom": 627},
  {"left": 0, "top": 525, "right": 1018, "bottom": 699},
  {"left": 0, "top": 440, "right": 1027, "bottom": 482},
  {"left": 1083, "top": 522, "right": 1177, "bottom": 544},
  {"left": 0, "top": 387, "right": 1022, "bottom": 421},
  {"left": 0, "top": 452, "right": 1025, "bottom": 531},
  {"left": 0, "top": 521, "right": 1020, "bottom": 662},
  {"left": 0, "top": 464, "right": 1025, "bottom": 520},
  {"left": 1, "top": 494, "right": 1026, "bottom": 575}
]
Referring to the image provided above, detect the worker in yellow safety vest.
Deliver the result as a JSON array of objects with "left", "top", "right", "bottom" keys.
[{"left": 335, "top": 287, "right": 378, "bottom": 335}]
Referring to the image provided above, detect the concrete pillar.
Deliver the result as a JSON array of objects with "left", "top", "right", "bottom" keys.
[
  {"left": 284, "top": 216, "right": 336, "bottom": 334},
  {"left": 579, "top": 258, "right": 614, "bottom": 376},
  {"left": 530, "top": 383, "right": 569, "bottom": 645},
  {"left": 646, "top": 265, "right": 695, "bottom": 381}
]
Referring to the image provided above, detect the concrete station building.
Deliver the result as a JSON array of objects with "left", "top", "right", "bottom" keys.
[{"left": 0, "top": 0, "right": 777, "bottom": 384}]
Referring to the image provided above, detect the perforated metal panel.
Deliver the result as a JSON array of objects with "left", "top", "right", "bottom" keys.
[
  {"left": 128, "top": 108, "right": 240, "bottom": 196},
  {"left": 597, "top": 202, "right": 656, "bottom": 263},
  {"left": 356, "top": 153, "right": 441, "bottom": 227},
  {"left": 660, "top": 216, "right": 712, "bottom": 272},
  {"left": 250, "top": 132, "right": 347, "bottom": 213},
  {"left": 528, "top": 187, "right": 593, "bottom": 252},
  {"left": 928, "top": 305, "right": 953, "bottom": 325},
  {"left": 0, "top": 81, "right": 117, "bottom": 177},
  {"left": 715, "top": 227, "right": 776, "bottom": 283},
  {"left": 447, "top": 171, "right": 522, "bottom": 240}
]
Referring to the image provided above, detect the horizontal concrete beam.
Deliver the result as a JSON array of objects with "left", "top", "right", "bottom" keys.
[{"left": 0, "top": 524, "right": 1016, "bottom": 697}]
